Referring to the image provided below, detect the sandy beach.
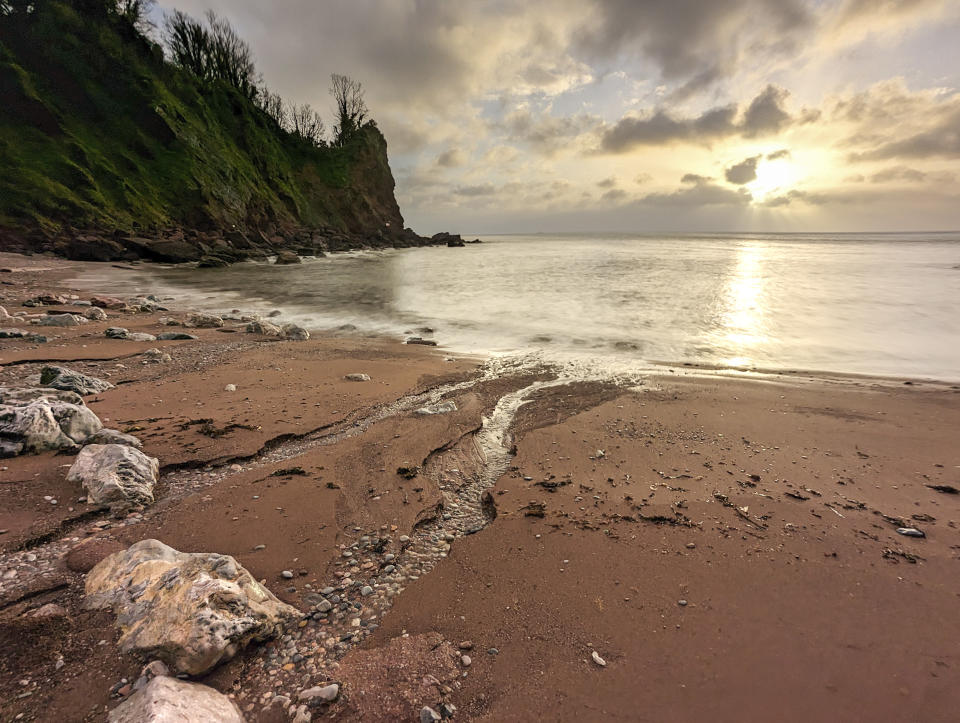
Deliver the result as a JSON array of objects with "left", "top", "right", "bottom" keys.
[{"left": 1, "top": 251, "right": 959, "bottom": 722}]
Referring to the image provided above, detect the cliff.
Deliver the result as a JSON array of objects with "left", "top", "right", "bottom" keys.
[{"left": 0, "top": 1, "right": 427, "bottom": 263}]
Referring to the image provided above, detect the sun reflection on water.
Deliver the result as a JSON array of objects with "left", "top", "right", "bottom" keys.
[{"left": 719, "top": 242, "right": 769, "bottom": 366}]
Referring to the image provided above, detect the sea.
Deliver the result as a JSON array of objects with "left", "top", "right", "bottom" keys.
[{"left": 71, "top": 233, "right": 960, "bottom": 381}]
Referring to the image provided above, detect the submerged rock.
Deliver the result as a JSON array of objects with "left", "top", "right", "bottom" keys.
[
  {"left": 67, "top": 444, "right": 158, "bottom": 506},
  {"left": 107, "top": 674, "right": 245, "bottom": 723},
  {"left": 40, "top": 365, "right": 114, "bottom": 396},
  {"left": 0, "top": 387, "right": 102, "bottom": 457},
  {"left": 274, "top": 250, "right": 302, "bottom": 265},
  {"left": 85, "top": 539, "right": 300, "bottom": 675}
]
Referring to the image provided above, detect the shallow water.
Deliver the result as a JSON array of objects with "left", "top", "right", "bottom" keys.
[{"left": 71, "top": 232, "right": 960, "bottom": 381}]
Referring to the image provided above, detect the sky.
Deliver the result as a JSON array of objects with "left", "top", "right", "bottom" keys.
[{"left": 155, "top": 0, "right": 960, "bottom": 235}]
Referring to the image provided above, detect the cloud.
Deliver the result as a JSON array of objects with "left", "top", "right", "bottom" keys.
[
  {"left": 766, "top": 148, "right": 791, "bottom": 160},
  {"left": 640, "top": 174, "right": 751, "bottom": 207},
  {"left": 724, "top": 155, "right": 761, "bottom": 184},
  {"left": 596, "top": 177, "right": 617, "bottom": 188},
  {"left": 598, "top": 85, "right": 813, "bottom": 153},
  {"left": 454, "top": 183, "right": 497, "bottom": 196},
  {"left": 868, "top": 165, "right": 956, "bottom": 184},
  {"left": 850, "top": 105, "right": 960, "bottom": 160},
  {"left": 601, "top": 188, "right": 628, "bottom": 202},
  {"left": 436, "top": 148, "right": 466, "bottom": 168},
  {"left": 500, "top": 107, "right": 600, "bottom": 155}
]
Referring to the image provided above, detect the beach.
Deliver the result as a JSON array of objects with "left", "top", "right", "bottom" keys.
[{"left": 1, "top": 250, "right": 959, "bottom": 722}]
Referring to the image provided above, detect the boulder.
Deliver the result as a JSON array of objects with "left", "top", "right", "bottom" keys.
[
  {"left": 105, "top": 327, "right": 129, "bottom": 339},
  {"left": 274, "top": 250, "right": 301, "bottom": 265},
  {"left": 86, "top": 539, "right": 300, "bottom": 675},
  {"left": 67, "top": 444, "right": 158, "bottom": 506},
  {"left": 82, "top": 306, "right": 108, "bottom": 321},
  {"left": 0, "top": 387, "right": 102, "bottom": 457},
  {"left": 245, "top": 319, "right": 282, "bottom": 336},
  {"left": 197, "top": 255, "right": 230, "bottom": 268},
  {"left": 86, "top": 428, "right": 143, "bottom": 449},
  {"left": 107, "top": 675, "right": 245, "bottom": 723},
  {"left": 33, "top": 313, "right": 85, "bottom": 327},
  {"left": 60, "top": 236, "right": 130, "bottom": 263},
  {"left": 91, "top": 296, "right": 127, "bottom": 310},
  {"left": 40, "top": 366, "right": 114, "bottom": 395},
  {"left": 156, "top": 332, "right": 197, "bottom": 341},
  {"left": 281, "top": 324, "right": 309, "bottom": 341},
  {"left": 184, "top": 312, "right": 224, "bottom": 329},
  {"left": 127, "top": 332, "right": 157, "bottom": 342}
]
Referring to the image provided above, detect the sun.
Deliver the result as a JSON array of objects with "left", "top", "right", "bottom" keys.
[{"left": 747, "top": 158, "right": 800, "bottom": 202}]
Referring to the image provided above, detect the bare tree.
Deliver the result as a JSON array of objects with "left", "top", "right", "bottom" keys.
[
  {"left": 164, "top": 10, "right": 256, "bottom": 98},
  {"left": 115, "top": 0, "right": 155, "bottom": 33},
  {"left": 164, "top": 10, "right": 209, "bottom": 79},
  {"left": 257, "top": 88, "right": 287, "bottom": 128},
  {"left": 330, "top": 73, "right": 367, "bottom": 145},
  {"left": 287, "top": 102, "right": 326, "bottom": 146}
]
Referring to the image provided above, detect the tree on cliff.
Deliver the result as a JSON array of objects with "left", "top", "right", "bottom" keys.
[
  {"left": 288, "top": 102, "right": 326, "bottom": 146},
  {"left": 330, "top": 74, "right": 368, "bottom": 146},
  {"left": 164, "top": 10, "right": 256, "bottom": 99}
]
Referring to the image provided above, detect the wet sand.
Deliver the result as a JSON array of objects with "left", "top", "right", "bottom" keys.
[{"left": 1, "top": 252, "right": 958, "bottom": 722}]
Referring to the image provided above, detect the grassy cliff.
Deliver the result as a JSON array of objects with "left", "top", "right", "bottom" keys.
[{"left": 0, "top": 1, "right": 414, "bottom": 259}]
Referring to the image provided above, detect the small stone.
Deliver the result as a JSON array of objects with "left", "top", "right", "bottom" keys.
[
  {"left": 591, "top": 650, "right": 606, "bottom": 667},
  {"left": 488, "top": 647, "right": 499, "bottom": 655},
  {"left": 344, "top": 373, "right": 370, "bottom": 382},
  {"left": 460, "top": 654, "right": 472, "bottom": 667},
  {"left": 360, "top": 585, "right": 373, "bottom": 596},
  {"left": 298, "top": 683, "right": 339, "bottom": 703},
  {"left": 224, "top": 384, "right": 237, "bottom": 392},
  {"left": 678, "top": 599, "right": 688, "bottom": 606},
  {"left": 896, "top": 527, "right": 925, "bottom": 538},
  {"left": 686, "top": 543, "right": 696, "bottom": 549},
  {"left": 281, "top": 570, "right": 294, "bottom": 579},
  {"left": 420, "top": 706, "right": 442, "bottom": 723},
  {"left": 459, "top": 641, "right": 473, "bottom": 650},
  {"left": 316, "top": 600, "right": 333, "bottom": 613}
]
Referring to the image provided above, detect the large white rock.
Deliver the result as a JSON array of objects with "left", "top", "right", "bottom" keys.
[
  {"left": 86, "top": 539, "right": 301, "bottom": 675},
  {"left": 33, "top": 313, "right": 86, "bottom": 327},
  {"left": 245, "top": 319, "right": 282, "bottom": 336},
  {"left": 67, "top": 444, "right": 158, "bottom": 506},
  {"left": 108, "top": 675, "right": 245, "bottom": 723},
  {"left": 0, "top": 387, "right": 102, "bottom": 457}
]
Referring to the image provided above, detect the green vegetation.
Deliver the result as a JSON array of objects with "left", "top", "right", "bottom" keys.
[{"left": 0, "top": 0, "right": 404, "bottom": 239}]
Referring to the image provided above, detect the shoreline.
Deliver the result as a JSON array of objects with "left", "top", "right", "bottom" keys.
[{"left": 1, "top": 251, "right": 959, "bottom": 722}]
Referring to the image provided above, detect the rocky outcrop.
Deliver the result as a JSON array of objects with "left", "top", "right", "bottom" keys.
[
  {"left": 184, "top": 312, "right": 224, "bottom": 329},
  {"left": 39, "top": 366, "right": 114, "bottom": 396},
  {"left": 108, "top": 674, "right": 245, "bottom": 722},
  {"left": 85, "top": 428, "right": 143, "bottom": 448},
  {"left": 274, "top": 250, "right": 301, "bottom": 265},
  {"left": 0, "top": 387, "right": 102, "bottom": 457},
  {"left": 32, "top": 313, "right": 86, "bottom": 327},
  {"left": 281, "top": 324, "right": 309, "bottom": 341},
  {"left": 85, "top": 539, "right": 300, "bottom": 675},
  {"left": 246, "top": 319, "right": 282, "bottom": 336},
  {"left": 67, "top": 444, "right": 158, "bottom": 506}
]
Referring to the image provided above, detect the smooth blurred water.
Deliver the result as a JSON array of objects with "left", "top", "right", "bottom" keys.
[{"left": 71, "top": 233, "right": 960, "bottom": 380}]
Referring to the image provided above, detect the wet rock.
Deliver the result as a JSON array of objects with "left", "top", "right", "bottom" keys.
[
  {"left": 82, "top": 306, "right": 108, "bottom": 321},
  {"left": 106, "top": 674, "right": 245, "bottom": 722},
  {"left": 67, "top": 444, "right": 158, "bottom": 506},
  {"left": 40, "top": 366, "right": 114, "bottom": 395},
  {"left": 274, "top": 250, "right": 301, "bottom": 265},
  {"left": 0, "top": 387, "right": 102, "bottom": 456},
  {"left": 299, "top": 684, "right": 339, "bottom": 703},
  {"left": 86, "top": 539, "right": 300, "bottom": 675},
  {"left": 34, "top": 313, "right": 85, "bottom": 327},
  {"left": 86, "top": 428, "right": 143, "bottom": 449},
  {"left": 197, "top": 255, "right": 230, "bottom": 268},
  {"left": 156, "top": 332, "right": 197, "bottom": 340},
  {"left": 185, "top": 312, "right": 224, "bottom": 329},
  {"left": 345, "top": 373, "right": 371, "bottom": 382},
  {"left": 414, "top": 401, "right": 457, "bottom": 416},
  {"left": 245, "top": 319, "right": 282, "bottom": 336},
  {"left": 281, "top": 324, "right": 309, "bottom": 341}
]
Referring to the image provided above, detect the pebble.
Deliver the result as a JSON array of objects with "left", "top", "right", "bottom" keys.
[
  {"left": 460, "top": 654, "right": 472, "bottom": 667},
  {"left": 224, "top": 384, "right": 237, "bottom": 392},
  {"left": 360, "top": 585, "right": 373, "bottom": 596},
  {"left": 678, "top": 599, "right": 688, "bottom": 606},
  {"left": 421, "top": 706, "right": 442, "bottom": 723},
  {"left": 591, "top": 650, "right": 607, "bottom": 667},
  {"left": 298, "top": 683, "right": 339, "bottom": 702},
  {"left": 281, "top": 570, "right": 294, "bottom": 579},
  {"left": 488, "top": 648, "right": 499, "bottom": 655},
  {"left": 253, "top": 544, "right": 266, "bottom": 551}
]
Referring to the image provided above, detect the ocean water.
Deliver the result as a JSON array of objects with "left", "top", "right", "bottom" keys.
[{"left": 71, "top": 233, "right": 960, "bottom": 381}]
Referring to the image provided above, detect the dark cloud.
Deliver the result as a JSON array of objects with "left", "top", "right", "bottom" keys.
[
  {"left": 849, "top": 105, "right": 960, "bottom": 161},
  {"left": 596, "top": 177, "right": 617, "bottom": 188},
  {"left": 635, "top": 173, "right": 653, "bottom": 184},
  {"left": 454, "top": 183, "right": 497, "bottom": 196},
  {"left": 681, "top": 173, "right": 713, "bottom": 184},
  {"left": 725, "top": 155, "right": 761, "bottom": 184},
  {"left": 601, "top": 188, "right": 628, "bottom": 202},
  {"left": 640, "top": 176, "right": 751, "bottom": 207},
  {"left": 766, "top": 148, "right": 791, "bottom": 160},
  {"left": 599, "top": 85, "right": 811, "bottom": 153},
  {"left": 500, "top": 108, "right": 599, "bottom": 155},
  {"left": 868, "top": 165, "right": 956, "bottom": 184},
  {"left": 436, "top": 149, "right": 466, "bottom": 168}
]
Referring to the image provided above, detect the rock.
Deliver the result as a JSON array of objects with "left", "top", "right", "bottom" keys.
[
  {"left": 0, "top": 328, "right": 27, "bottom": 338},
  {"left": 281, "top": 570, "right": 295, "bottom": 579},
  {"left": 414, "top": 401, "right": 457, "bottom": 416},
  {"left": 105, "top": 327, "right": 128, "bottom": 339},
  {"left": 34, "top": 313, "right": 84, "bottom": 327},
  {"left": 458, "top": 641, "right": 473, "bottom": 650},
  {"left": 274, "top": 250, "right": 301, "bottom": 265},
  {"left": 91, "top": 296, "right": 127, "bottom": 310},
  {"left": 132, "top": 660, "right": 170, "bottom": 691},
  {"left": 29, "top": 603, "right": 68, "bottom": 619},
  {"left": 224, "top": 384, "right": 237, "bottom": 392},
  {"left": 106, "top": 675, "right": 245, "bottom": 723},
  {"left": 298, "top": 683, "right": 339, "bottom": 703},
  {"left": 591, "top": 650, "right": 606, "bottom": 667},
  {"left": 360, "top": 585, "right": 373, "bottom": 596},
  {"left": 281, "top": 324, "right": 309, "bottom": 341},
  {"left": 184, "top": 312, "right": 224, "bottom": 328},
  {"left": 316, "top": 599, "right": 333, "bottom": 613},
  {"left": 126, "top": 332, "right": 157, "bottom": 342},
  {"left": 0, "top": 387, "right": 102, "bottom": 456},
  {"left": 245, "top": 319, "right": 282, "bottom": 336},
  {"left": 0, "top": 305, "right": 9, "bottom": 320},
  {"left": 460, "top": 654, "right": 472, "bottom": 666},
  {"left": 67, "top": 444, "right": 158, "bottom": 506},
  {"left": 345, "top": 373, "right": 370, "bottom": 382},
  {"left": 142, "top": 348, "right": 172, "bottom": 363},
  {"left": 156, "top": 332, "right": 197, "bottom": 340},
  {"left": 897, "top": 527, "right": 926, "bottom": 538},
  {"left": 83, "top": 306, "right": 108, "bottom": 321},
  {"left": 86, "top": 428, "right": 143, "bottom": 449},
  {"left": 86, "top": 539, "right": 300, "bottom": 675},
  {"left": 197, "top": 255, "right": 230, "bottom": 268},
  {"left": 40, "top": 366, "right": 114, "bottom": 395},
  {"left": 406, "top": 337, "right": 437, "bottom": 346},
  {"left": 421, "top": 706, "right": 442, "bottom": 723}
]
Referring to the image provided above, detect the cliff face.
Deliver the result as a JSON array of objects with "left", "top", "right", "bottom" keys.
[{"left": 0, "top": 2, "right": 423, "bottom": 262}]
